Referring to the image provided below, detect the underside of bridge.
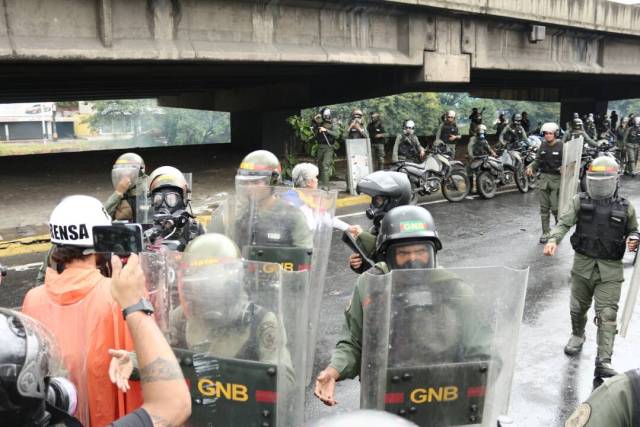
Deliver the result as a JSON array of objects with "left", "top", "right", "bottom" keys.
[{"left": 3, "top": 0, "right": 640, "bottom": 154}]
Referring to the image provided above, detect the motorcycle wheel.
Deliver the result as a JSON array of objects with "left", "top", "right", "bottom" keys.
[
  {"left": 441, "top": 170, "right": 470, "bottom": 202},
  {"left": 477, "top": 171, "right": 497, "bottom": 199},
  {"left": 515, "top": 166, "right": 529, "bottom": 193}
]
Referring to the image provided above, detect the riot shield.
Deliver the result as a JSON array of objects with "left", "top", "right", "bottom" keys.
[
  {"left": 207, "top": 192, "right": 232, "bottom": 235},
  {"left": 558, "top": 136, "right": 583, "bottom": 218},
  {"left": 170, "top": 258, "right": 312, "bottom": 427},
  {"left": 233, "top": 180, "right": 337, "bottom": 383},
  {"left": 360, "top": 266, "right": 528, "bottom": 426},
  {"left": 619, "top": 251, "right": 640, "bottom": 337},
  {"left": 136, "top": 175, "right": 152, "bottom": 225}
]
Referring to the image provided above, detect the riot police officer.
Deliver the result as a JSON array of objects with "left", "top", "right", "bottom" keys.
[
  {"left": 467, "top": 124, "right": 496, "bottom": 194},
  {"left": 499, "top": 113, "right": 528, "bottom": 151},
  {"left": 468, "top": 107, "right": 484, "bottom": 136},
  {"left": 314, "top": 206, "right": 496, "bottom": 412},
  {"left": 527, "top": 122, "right": 562, "bottom": 243},
  {"left": 105, "top": 152, "right": 147, "bottom": 221},
  {"left": 622, "top": 116, "right": 640, "bottom": 177},
  {"left": 435, "top": 110, "right": 461, "bottom": 156},
  {"left": 494, "top": 113, "right": 508, "bottom": 137},
  {"left": 234, "top": 150, "right": 312, "bottom": 249},
  {"left": 348, "top": 170, "right": 412, "bottom": 273},
  {"left": 610, "top": 110, "right": 619, "bottom": 130},
  {"left": 565, "top": 112, "right": 580, "bottom": 133},
  {"left": 565, "top": 369, "right": 640, "bottom": 426},
  {"left": 585, "top": 113, "right": 597, "bottom": 140},
  {"left": 147, "top": 166, "right": 204, "bottom": 250},
  {"left": 367, "top": 112, "right": 387, "bottom": 171},
  {"left": 562, "top": 118, "right": 599, "bottom": 148},
  {"left": 544, "top": 156, "right": 640, "bottom": 380},
  {"left": 312, "top": 107, "right": 340, "bottom": 191},
  {"left": 346, "top": 108, "right": 368, "bottom": 139},
  {"left": 392, "top": 120, "right": 424, "bottom": 163},
  {"left": 521, "top": 111, "right": 531, "bottom": 133},
  {"left": 616, "top": 116, "right": 629, "bottom": 164}
]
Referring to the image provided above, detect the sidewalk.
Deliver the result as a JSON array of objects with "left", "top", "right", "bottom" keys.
[{"left": 0, "top": 156, "right": 369, "bottom": 249}]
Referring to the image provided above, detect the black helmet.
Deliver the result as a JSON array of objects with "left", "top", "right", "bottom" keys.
[
  {"left": 357, "top": 171, "right": 411, "bottom": 229},
  {"left": 0, "top": 308, "right": 69, "bottom": 425},
  {"left": 376, "top": 206, "right": 442, "bottom": 270}
]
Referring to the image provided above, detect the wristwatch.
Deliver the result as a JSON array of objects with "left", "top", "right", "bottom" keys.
[{"left": 122, "top": 298, "right": 155, "bottom": 320}]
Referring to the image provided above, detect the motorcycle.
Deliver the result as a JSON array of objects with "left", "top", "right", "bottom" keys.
[
  {"left": 390, "top": 147, "right": 470, "bottom": 203},
  {"left": 498, "top": 141, "right": 530, "bottom": 193},
  {"left": 469, "top": 154, "right": 516, "bottom": 199}
]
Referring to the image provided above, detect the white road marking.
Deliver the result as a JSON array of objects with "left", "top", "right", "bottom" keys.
[{"left": 8, "top": 262, "right": 42, "bottom": 272}]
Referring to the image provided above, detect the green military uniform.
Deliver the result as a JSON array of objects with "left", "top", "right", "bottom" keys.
[
  {"left": 623, "top": 125, "right": 640, "bottom": 176},
  {"left": 104, "top": 184, "right": 145, "bottom": 222},
  {"left": 313, "top": 119, "right": 340, "bottom": 190},
  {"left": 529, "top": 138, "right": 563, "bottom": 239},
  {"left": 562, "top": 130, "right": 599, "bottom": 148},
  {"left": 499, "top": 124, "right": 528, "bottom": 151},
  {"left": 392, "top": 133, "right": 422, "bottom": 163},
  {"left": 235, "top": 196, "right": 312, "bottom": 249},
  {"left": 367, "top": 120, "right": 387, "bottom": 171},
  {"left": 616, "top": 125, "right": 628, "bottom": 165},
  {"left": 436, "top": 122, "right": 460, "bottom": 157},
  {"left": 565, "top": 369, "right": 640, "bottom": 426},
  {"left": 329, "top": 263, "right": 491, "bottom": 380},
  {"left": 549, "top": 194, "right": 639, "bottom": 363}
]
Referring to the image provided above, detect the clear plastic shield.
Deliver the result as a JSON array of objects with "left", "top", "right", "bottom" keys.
[
  {"left": 207, "top": 192, "right": 232, "bottom": 235},
  {"left": 232, "top": 181, "right": 337, "bottom": 383},
  {"left": 170, "top": 258, "right": 312, "bottom": 427},
  {"left": 136, "top": 175, "right": 152, "bottom": 225},
  {"left": 360, "top": 266, "right": 529, "bottom": 426},
  {"left": 558, "top": 136, "right": 584, "bottom": 218},
  {"left": 619, "top": 256, "right": 640, "bottom": 337}
]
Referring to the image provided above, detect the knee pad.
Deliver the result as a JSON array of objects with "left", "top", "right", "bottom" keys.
[{"left": 599, "top": 307, "right": 617, "bottom": 323}]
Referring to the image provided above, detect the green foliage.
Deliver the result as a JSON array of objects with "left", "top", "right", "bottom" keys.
[
  {"left": 85, "top": 99, "right": 230, "bottom": 144},
  {"left": 287, "top": 114, "right": 344, "bottom": 179}
]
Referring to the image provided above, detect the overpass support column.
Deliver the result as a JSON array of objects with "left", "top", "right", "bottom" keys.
[
  {"left": 560, "top": 99, "right": 608, "bottom": 129},
  {"left": 231, "top": 109, "right": 298, "bottom": 156}
]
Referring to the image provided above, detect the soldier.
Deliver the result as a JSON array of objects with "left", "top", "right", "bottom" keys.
[
  {"left": 435, "top": 110, "right": 462, "bottom": 156},
  {"left": 312, "top": 107, "right": 340, "bottom": 191},
  {"left": 234, "top": 150, "right": 312, "bottom": 249},
  {"left": 347, "top": 171, "right": 412, "bottom": 273},
  {"left": 468, "top": 107, "right": 484, "bottom": 136},
  {"left": 610, "top": 110, "right": 619, "bottom": 130},
  {"left": 315, "top": 206, "right": 493, "bottom": 406},
  {"left": 467, "top": 124, "right": 496, "bottom": 194},
  {"left": 562, "top": 118, "right": 599, "bottom": 148},
  {"left": 521, "top": 111, "right": 530, "bottom": 133},
  {"left": 616, "top": 116, "right": 629, "bottom": 165},
  {"left": 585, "top": 113, "right": 598, "bottom": 140},
  {"left": 526, "top": 122, "right": 562, "bottom": 244},
  {"left": 566, "top": 112, "right": 580, "bottom": 133},
  {"left": 499, "top": 113, "right": 528, "bottom": 151},
  {"left": 494, "top": 113, "right": 508, "bottom": 137},
  {"left": 622, "top": 116, "right": 640, "bottom": 177},
  {"left": 565, "top": 369, "right": 640, "bottom": 426},
  {"left": 147, "top": 166, "right": 204, "bottom": 250},
  {"left": 367, "top": 112, "right": 387, "bottom": 171},
  {"left": 544, "top": 156, "right": 640, "bottom": 380},
  {"left": 392, "top": 120, "right": 424, "bottom": 163},
  {"left": 346, "top": 108, "right": 368, "bottom": 139},
  {"left": 104, "top": 152, "right": 147, "bottom": 222}
]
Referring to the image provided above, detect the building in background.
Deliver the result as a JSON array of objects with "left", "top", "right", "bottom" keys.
[{"left": 0, "top": 102, "right": 76, "bottom": 141}]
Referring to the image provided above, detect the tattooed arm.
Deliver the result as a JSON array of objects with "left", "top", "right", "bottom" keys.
[{"left": 110, "top": 255, "right": 191, "bottom": 427}]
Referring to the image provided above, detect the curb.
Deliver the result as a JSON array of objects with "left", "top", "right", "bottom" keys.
[{"left": 336, "top": 194, "right": 371, "bottom": 208}]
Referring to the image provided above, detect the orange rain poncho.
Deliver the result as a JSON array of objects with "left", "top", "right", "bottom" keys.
[{"left": 22, "top": 263, "right": 142, "bottom": 426}]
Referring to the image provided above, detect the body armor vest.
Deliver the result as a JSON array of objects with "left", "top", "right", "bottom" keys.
[
  {"left": 538, "top": 140, "right": 563, "bottom": 174},
  {"left": 570, "top": 194, "right": 629, "bottom": 260},
  {"left": 628, "top": 127, "right": 640, "bottom": 144},
  {"left": 441, "top": 123, "right": 459, "bottom": 143}
]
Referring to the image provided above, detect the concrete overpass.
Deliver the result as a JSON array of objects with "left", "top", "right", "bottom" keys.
[{"left": 2, "top": 0, "right": 640, "bottom": 152}]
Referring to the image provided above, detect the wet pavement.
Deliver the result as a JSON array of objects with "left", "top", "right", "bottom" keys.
[{"left": 1, "top": 171, "right": 640, "bottom": 426}]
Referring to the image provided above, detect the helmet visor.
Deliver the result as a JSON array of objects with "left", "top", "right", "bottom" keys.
[
  {"left": 111, "top": 166, "right": 139, "bottom": 191},
  {"left": 586, "top": 175, "right": 617, "bottom": 200},
  {"left": 152, "top": 191, "right": 182, "bottom": 209},
  {"left": 387, "top": 241, "right": 435, "bottom": 270}
]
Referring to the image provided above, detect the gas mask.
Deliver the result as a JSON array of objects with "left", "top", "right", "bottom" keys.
[{"left": 151, "top": 188, "right": 185, "bottom": 215}]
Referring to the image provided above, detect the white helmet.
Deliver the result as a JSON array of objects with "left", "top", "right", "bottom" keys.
[
  {"left": 540, "top": 122, "right": 559, "bottom": 133},
  {"left": 446, "top": 110, "right": 456, "bottom": 119},
  {"left": 49, "top": 195, "right": 111, "bottom": 247}
]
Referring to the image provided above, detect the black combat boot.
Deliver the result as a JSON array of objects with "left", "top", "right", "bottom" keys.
[
  {"left": 594, "top": 358, "right": 618, "bottom": 378},
  {"left": 564, "top": 313, "right": 587, "bottom": 356}
]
